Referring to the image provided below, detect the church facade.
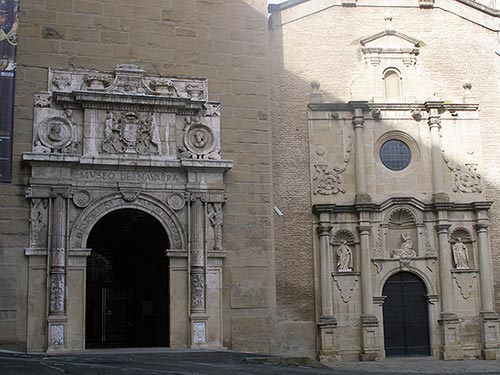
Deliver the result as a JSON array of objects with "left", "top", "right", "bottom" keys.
[{"left": 1, "top": 0, "right": 500, "bottom": 362}]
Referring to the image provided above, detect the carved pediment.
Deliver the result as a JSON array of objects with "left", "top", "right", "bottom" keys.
[{"left": 361, "top": 30, "right": 421, "bottom": 52}]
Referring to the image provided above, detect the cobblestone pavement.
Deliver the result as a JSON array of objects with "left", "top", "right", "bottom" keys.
[{"left": 0, "top": 349, "right": 499, "bottom": 375}]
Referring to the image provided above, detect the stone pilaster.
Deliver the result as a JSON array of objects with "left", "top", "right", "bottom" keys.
[
  {"left": 474, "top": 211, "right": 500, "bottom": 359},
  {"left": 357, "top": 222, "right": 380, "bottom": 361},
  {"left": 47, "top": 187, "right": 70, "bottom": 352}
]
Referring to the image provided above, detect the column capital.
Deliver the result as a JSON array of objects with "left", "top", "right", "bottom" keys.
[
  {"left": 357, "top": 225, "right": 371, "bottom": 234},
  {"left": 50, "top": 187, "right": 72, "bottom": 199},
  {"left": 474, "top": 223, "right": 489, "bottom": 232},
  {"left": 317, "top": 224, "right": 332, "bottom": 236},
  {"left": 434, "top": 224, "right": 450, "bottom": 233}
]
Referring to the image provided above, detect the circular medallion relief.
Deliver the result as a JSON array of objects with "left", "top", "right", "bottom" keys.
[
  {"left": 73, "top": 190, "right": 92, "bottom": 208},
  {"left": 38, "top": 117, "right": 73, "bottom": 150},
  {"left": 184, "top": 123, "right": 215, "bottom": 157},
  {"left": 168, "top": 193, "right": 185, "bottom": 211},
  {"left": 380, "top": 139, "right": 411, "bottom": 171}
]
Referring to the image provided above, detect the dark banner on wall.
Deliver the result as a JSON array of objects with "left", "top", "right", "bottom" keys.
[{"left": 0, "top": 0, "right": 19, "bottom": 183}]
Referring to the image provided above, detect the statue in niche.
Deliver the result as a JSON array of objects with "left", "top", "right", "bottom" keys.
[
  {"left": 394, "top": 232, "right": 416, "bottom": 258},
  {"left": 336, "top": 240, "right": 353, "bottom": 272},
  {"left": 452, "top": 238, "right": 469, "bottom": 269}
]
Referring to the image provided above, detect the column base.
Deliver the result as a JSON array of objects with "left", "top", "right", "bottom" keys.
[
  {"left": 190, "top": 314, "right": 209, "bottom": 349},
  {"left": 318, "top": 316, "right": 339, "bottom": 362},
  {"left": 47, "top": 316, "right": 67, "bottom": 352},
  {"left": 481, "top": 311, "right": 500, "bottom": 360},
  {"left": 438, "top": 312, "right": 464, "bottom": 360},
  {"left": 360, "top": 315, "right": 381, "bottom": 361}
]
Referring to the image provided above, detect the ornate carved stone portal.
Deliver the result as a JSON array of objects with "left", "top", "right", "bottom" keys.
[{"left": 23, "top": 65, "right": 232, "bottom": 352}]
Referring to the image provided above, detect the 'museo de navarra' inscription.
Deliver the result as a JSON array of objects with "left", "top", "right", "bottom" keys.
[{"left": 76, "top": 169, "right": 183, "bottom": 183}]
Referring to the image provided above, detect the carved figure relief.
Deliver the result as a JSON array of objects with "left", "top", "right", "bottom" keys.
[
  {"left": 30, "top": 199, "right": 48, "bottom": 247},
  {"left": 452, "top": 237, "right": 469, "bottom": 269},
  {"left": 208, "top": 203, "right": 223, "bottom": 251},
  {"left": 101, "top": 111, "right": 162, "bottom": 155},
  {"left": 179, "top": 116, "right": 220, "bottom": 160},
  {"left": 36, "top": 109, "right": 78, "bottom": 154}
]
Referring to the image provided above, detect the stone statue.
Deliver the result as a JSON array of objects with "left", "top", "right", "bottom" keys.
[
  {"left": 208, "top": 203, "right": 223, "bottom": 251},
  {"left": 336, "top": 240, "right": 353, "bottom": 272},
  {"left": 147, "top": 112, "right": 161, "bottom": 154},
  {"left": 452, "top": 237, "right": 469, "bottom": 269},
  {"left": 395, "top": 232, "right": 416, "bottom": 258}
]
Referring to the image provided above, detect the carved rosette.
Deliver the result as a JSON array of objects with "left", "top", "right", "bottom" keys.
[
  {"left": 179, "top": 116, "right": 220, "bottom": 160},
  {"left": 73, "top": 190, "right": 92, "bottom": 208},
  {"left": 167, "top": 193, "right": 186, "bottom": 211}
]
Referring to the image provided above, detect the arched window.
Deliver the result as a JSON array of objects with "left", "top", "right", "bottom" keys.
[{"left": 384, "top": 69, "right": 401, "bottom": 101}]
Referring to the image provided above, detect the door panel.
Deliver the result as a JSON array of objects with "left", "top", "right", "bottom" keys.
[{"left": 383, "top": 272, "right": 430, "bottom": 356}]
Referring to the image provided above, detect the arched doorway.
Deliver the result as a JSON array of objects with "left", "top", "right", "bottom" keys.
[
  {"left": 382, "top": 271, "right": 430, "bottom": 356},
  {"left": 85, "top": 209, "right": 169, "bottom": 348}
]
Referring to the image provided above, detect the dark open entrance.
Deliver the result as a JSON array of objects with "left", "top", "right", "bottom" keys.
[
  {"left": 85, "top": 209, "right": 169, "bottom": 348},
  {"left": 382, "top": 271, "right": 430, "bottom": 357}
]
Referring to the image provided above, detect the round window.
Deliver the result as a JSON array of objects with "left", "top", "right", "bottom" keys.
[{"left": 380, "top": 139, "right": 411, "bottom": 171}]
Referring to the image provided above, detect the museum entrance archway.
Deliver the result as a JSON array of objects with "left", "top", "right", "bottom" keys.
[
  {"left": 85, "top": 208, "right": 169, "bottom": 348},
  {"left": 382, "top": 271, "right": 430, "bottom": 357}
]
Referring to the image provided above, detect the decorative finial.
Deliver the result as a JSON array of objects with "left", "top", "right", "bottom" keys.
[
  {"left": 462, "top": 80, "right": 476, "bottom": 103},
  {"left": 384, "top": 12, "right": 393, "bottom": 30},
  {"left": 310, "top": 80, "right": 323, "bottom": 103}
]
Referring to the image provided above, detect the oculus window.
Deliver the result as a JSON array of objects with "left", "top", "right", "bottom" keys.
[{"left": 380, "top": 139, "right": 411, "bottom": 171}]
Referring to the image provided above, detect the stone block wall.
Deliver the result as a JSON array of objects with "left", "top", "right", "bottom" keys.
[{"left": 1, "top": 0, "right": 276, "bottom": 352}]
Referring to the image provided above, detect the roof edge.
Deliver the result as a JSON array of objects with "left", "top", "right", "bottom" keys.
[{"left": 268, "top": 0, "right": 310, "bottom": 13}]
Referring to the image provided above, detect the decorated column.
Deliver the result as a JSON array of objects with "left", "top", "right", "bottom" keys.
[
  {"left": 426, "top": 101, "right": 447, "bottom": 203},
  {"left": 47, "top": 187, "right": 70, "bottom": 351},
  {"left": 350, "top": 102, "right": 370, "bottom": 203},
  {"left": 435, "top": 218, "right": 463, "bottom": 360},
  {"left": 189, "top": 195, "right": 208, "bottom": 348},
  {"left": 358, "top": 219, "right": 380, "bottom": 361},
  {"left": 474, "top": 205, "right": 500, "bottom": 359}
]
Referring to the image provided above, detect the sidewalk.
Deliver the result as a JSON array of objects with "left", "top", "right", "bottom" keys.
[{"left": 1, "top": 348, "right": 499, "bottom": 374}]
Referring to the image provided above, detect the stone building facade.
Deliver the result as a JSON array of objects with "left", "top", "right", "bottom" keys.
[{"left": 1, "top": 0, "right": 500, "bottom": 363}]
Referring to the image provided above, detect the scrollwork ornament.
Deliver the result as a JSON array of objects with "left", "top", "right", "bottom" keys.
[
  {"left": 73, "top": 190, "right": 92, "bottom": 208},
  {"left": 443, "top": 152, "right": 481, "bottom": 193},
  {"left": 191, "top": 273, "right": 205, "bottom": 309},
  {"left": 34, "top": 93, "right": 51, "bottom": 108},
  {"left": 49, "top": 273, "right": 65, "bottom": 314},
  {"left": 313, "top": 164, "right": 345, "bottom": 195}
]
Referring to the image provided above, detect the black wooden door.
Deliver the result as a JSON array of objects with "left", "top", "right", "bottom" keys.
[{"left": 382, "top": 271, "right": 430, "bottom": 356}]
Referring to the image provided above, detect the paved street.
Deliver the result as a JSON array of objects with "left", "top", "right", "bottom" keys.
[{"left": 1, "top": 349, "right": 500, "bottom": 375}]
